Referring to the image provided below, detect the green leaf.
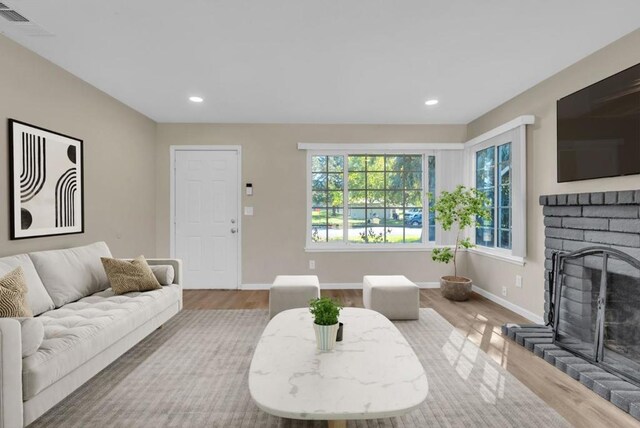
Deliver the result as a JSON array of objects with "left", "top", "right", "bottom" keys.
[
  {"left": 459, "top": 237, "right": 474, "bottom": 249},
  {"left": 431, "top": 247, "right": 453, "bottom": 264},
  {"left": 429, "top": 185, "right": 490, "bottom": 266},
  {"left": 309, "top": 297, "right": 343, "bottom": 325}
]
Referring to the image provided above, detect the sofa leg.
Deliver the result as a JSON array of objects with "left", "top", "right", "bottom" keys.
[{"left": 157, "top": 324, "right": 164, "bottom": 330}]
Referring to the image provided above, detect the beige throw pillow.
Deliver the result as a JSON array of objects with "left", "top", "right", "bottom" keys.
[
  {"left": 101, "top": 256, "right": 162, "bottom": 295},
  {"left": 0, "top": 267, "right": 33, "bottom": 317}
]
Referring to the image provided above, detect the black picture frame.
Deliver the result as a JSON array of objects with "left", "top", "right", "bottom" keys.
[{"left": 8, "top": 119, "right": 85, "bottom": 240}]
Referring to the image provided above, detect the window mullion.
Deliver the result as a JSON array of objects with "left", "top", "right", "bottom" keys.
[
  {"left": 364, "top": 155, "right": 368, "bottom": 243},
  {"left": 343, "top": 154, "right": 348, "bottom": 244},
  {"left": 422, "top": 154, "right": 426, "bottom": 243},
  {"left": 493, "top": 144, "right": 500, "bottom": 248},
  {"left": 325, "top": 157, "right": 329, "bottom": 242},
  {"left": 383, "top": 155, "right": 387, "bottom": 243},
  {"left": 402, "top": 162, "right": 406, "bottom": 243}
]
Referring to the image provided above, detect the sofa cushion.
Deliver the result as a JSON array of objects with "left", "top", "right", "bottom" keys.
[
  {"left": 21, "top": 284, "right": 181, "bottom": 400},
  {"left": 0, "top": 254, "right": 54, "bottom": 316},
  {"left": 101, "top": 256, "right": 161, "bottom": 294},
  {"left": 0, "top": 267, "right": 32, "bottom": 317},
  {"left": 29, "top": 242, "right": 112, "bottom": 307},
  {"left": 17, "top": 317, "right": 44, "bottom": 358},
  {"left": 150, "top": 265, "right": 175, "bottom": 286}
]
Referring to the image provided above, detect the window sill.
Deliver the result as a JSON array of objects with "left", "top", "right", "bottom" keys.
[
  {"left": 305, "top": 244, "right": 437, "bottom": 253},
  {"left": 467, "top": 247, "right": 525, "bottom": 266}
]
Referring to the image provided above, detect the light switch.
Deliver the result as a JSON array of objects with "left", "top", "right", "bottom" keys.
[
  {"left": 515, "top": 275, "right": 523, "bottom": 288},
  {"left": 244, "top": 206, "right": 254, "bottom": 216}
]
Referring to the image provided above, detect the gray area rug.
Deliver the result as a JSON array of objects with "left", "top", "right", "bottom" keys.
[{"left": 30, "top": 309, "right": 568, "bottom": 427}]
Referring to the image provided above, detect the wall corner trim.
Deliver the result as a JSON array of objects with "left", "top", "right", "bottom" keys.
[{"left": 464, "top": 115, "right": 535, "bottom": 149}]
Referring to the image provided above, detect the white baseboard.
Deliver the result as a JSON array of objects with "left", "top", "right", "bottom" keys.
[
  {"left": 471, "top": 285, "right": 544, "bottom": 324},
  {"left": 239, "top": 283, "right": 270, "bottom": 290},
  {"left": 240, "top": 282, "right": 542, "bottom": 324},
  {"left": 417, "top": 282, "right": 440, "bottom": 289},
  {"left": 240, "top": 282, "right": 440, "bottom": 291}
]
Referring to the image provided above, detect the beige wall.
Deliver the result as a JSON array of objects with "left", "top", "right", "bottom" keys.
[
  {"left": 465, "top": 28, "right": 640, "bottom": 318},
  {"left": 6, "top": 23, "right": 639, "bottom": 304},
  {"left": 155, "top": 124, "right": 466, "bottom": 285},
  {"left": 0, "top": 35, "right": 157, "bottom": 258}
]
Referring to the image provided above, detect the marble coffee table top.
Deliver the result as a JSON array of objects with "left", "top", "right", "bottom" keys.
[{"left": 249, "top": 307, "right": 428, "bottom": 421}]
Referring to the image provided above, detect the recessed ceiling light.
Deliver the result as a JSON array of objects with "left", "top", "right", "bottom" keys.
[
  {"left": 189, "top": 96, "right": 204, "bottom": 103},
  {"left": 425, "top": 99, "right": 439, "bottom": 106}
]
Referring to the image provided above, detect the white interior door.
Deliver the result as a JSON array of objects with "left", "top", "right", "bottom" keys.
[{"left": 174, "top": 149, "right": 239, "bottom": 289}]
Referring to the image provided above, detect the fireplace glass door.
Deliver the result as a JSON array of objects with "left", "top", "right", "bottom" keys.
[
  {"left": 601, "top": 259, "right": 640, "bottom": 384},
  {"left": 553, "top": 247, "right": 640, "bottom": 386},
  {"left": 554, "top": 254, "right": 603, "bottom": 361}
]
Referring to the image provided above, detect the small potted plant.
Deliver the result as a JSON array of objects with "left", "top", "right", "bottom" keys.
[
  {"left": 309, "top": 297, "right": 342, "bottom": 351},
  {"left": 430, "top": 185, "right": 490, "bottom": 301}
]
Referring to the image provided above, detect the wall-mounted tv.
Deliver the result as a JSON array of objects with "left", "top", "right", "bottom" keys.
[{"left": 557, "top": 62, "right": 640, "bottom": 182}]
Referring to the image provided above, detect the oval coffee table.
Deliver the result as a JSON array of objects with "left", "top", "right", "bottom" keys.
[{"left": 249, "top": 307, "right": 428, "bottom": 427}]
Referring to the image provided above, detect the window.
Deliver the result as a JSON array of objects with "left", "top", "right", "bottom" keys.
[
  {"left": 465, "top": 117, "right": 533, "bottom": 263},
  {"left": 475, "top": 147, "right": 495, "bottom": 247},
  {"left": 311, "top": 156, "right": 344, "bottom": 243},
  {"left": 475, "top": 142, "right": 512, "bottom": 250},
  {"left": 427, "top": 155, "right": 436, "bottom": 242},
  {"left": 497, "top": 143, "right": 512, "bottom": 249},
  {"left": 309, "top": 153, "right": 436, "bottom": 249}
]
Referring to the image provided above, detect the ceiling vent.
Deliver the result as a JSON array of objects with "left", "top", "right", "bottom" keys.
[
  {"left": 0, "top": 3, "right": 52, "bottom": 36},
  {"left": 0, "top": 8, "right": 28, "bottom": 22}
]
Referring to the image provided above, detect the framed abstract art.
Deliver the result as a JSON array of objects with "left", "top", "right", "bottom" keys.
[{"left": 9, "top": 119, "right": 84, "bottom": 239}]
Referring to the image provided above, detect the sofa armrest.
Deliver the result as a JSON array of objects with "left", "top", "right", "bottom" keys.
[
  {"left": 146, "top": 259, "right": 183, "bottom": 286},
  {"left": 0, "top": 318, "right": 23, "bottom": 428}
]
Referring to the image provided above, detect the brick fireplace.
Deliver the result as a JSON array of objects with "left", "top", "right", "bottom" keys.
[
  {"left": 503, "top": 190, "right": 640, "bottom": 420},
  {"left": 540, "top": 190, "right": 640, "bottom": 325},
  {"left": 502, "top": 190, "right": 640, "bottom": 420}
]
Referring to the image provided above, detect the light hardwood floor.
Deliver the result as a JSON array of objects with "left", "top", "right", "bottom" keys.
[{"left": 183, "top": 289, "right": 640, "bottom": 427}]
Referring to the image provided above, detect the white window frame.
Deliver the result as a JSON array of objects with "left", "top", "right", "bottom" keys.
[
  {"left": 304, "top": 148, "right": 437, "bottom": 252},
  {"left": 464, "top": 116, "right": 533, "bottom": 265},
  {"left": 471, "top": 135, "right": 513, "bottom": 253},
  {"left": 298, "top": 118, "right": 532, "bottom": 259}
]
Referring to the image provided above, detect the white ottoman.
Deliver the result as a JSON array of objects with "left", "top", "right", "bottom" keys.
[
  {"left": 363, "top": 275, "right": 420, "bottom": 320},
  {"left": 270, "top": 275, "right": 321, "bottom": 319}
]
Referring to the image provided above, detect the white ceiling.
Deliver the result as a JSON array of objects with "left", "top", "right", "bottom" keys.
[{"left": 1, "top": 1, "right": 639, "bottom": 124}]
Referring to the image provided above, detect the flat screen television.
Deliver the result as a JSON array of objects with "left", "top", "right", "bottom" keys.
[{"left": 557, "top": 62, "right": 640, "bottom": 182}]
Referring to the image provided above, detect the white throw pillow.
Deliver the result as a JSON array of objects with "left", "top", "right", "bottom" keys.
[
  {"left": 0, "top": 254, "right": 54, "bottom": 316},
  {"left": 29, "top": 242, "right": 112, "bottom": 307},
  {"left": 150, "top": 265, "right": 175, "bottom": 285}
]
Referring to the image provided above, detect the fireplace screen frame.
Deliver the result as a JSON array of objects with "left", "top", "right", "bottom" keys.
[{"left": 550, "top": 246, "right": 640, "bottom": 386}]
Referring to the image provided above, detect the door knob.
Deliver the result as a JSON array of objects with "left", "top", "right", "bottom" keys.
[{"left": 231, "top": 228, "right": 238, "bottom": 234}]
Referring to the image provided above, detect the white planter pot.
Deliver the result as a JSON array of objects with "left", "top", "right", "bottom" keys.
[{"left": 313, "top": 322, "right": 340, "bottom": 351}]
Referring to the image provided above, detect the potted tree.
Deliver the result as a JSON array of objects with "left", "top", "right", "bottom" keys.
[
  {"left": 430, "top": 185, "right": 490, "bottom": 301},
  {"left": 309, "top": 297, "right": 342, "bottom": 351}
]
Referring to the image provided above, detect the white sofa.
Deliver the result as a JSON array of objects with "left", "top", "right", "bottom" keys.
[{"left": 0, "top": 242, "right": 183, "bottom": 428}]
